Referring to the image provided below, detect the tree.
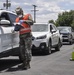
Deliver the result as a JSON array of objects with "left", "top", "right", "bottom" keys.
[
  {"left": 55, "top": 10, "right": 74, "bottom": 28},
  {"left": 48, "top": 19, "right": 55, "bottom": 24}
]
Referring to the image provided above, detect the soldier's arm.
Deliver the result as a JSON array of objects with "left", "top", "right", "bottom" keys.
[{"left": 24, "top": 15, "right": 34, "bottom": 25}]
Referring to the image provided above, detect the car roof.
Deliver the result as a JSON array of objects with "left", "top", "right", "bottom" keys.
[
  {"left": 33, "top": 23, "right": 53, "bottom": 25},
  {"left": 57, "top": 26, "right": 71, "bottom": 29},
  {"left": 0, "top": 9, "right": 16, "bottom": 15},
  {"left": 57, "top": 26, "right": 71, "bottom": 28},
  {"left": 34, "top": 23, "right": 48, "bottom": 25}
]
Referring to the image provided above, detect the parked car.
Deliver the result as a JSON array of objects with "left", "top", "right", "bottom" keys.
[
  {"left": 57, "top": 26, "right": 74, "bottom": 44},
  {"left": 0, "top": 9, "right": 20, "bottom": 58},
  {"left": 31, "top": 23, "right": 62, "bottom": 54}
]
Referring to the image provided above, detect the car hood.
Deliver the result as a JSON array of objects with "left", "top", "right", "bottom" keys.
[
  {"left": 60, "top": 31, "right": 70, "bottom": 34},
  {"left": 32, "top": 32, "right": 47, "bottom": 37}
]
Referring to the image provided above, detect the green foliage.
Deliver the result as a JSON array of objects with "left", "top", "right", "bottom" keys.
[
  {"left": 55, "top": 10, "right": 74, "bottom": 28},
  {"left": 48, "top": 20, "right": 55, "bottom": 24}
]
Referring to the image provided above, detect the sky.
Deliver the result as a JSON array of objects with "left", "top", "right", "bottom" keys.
[{"left": 0, "top": 0, "right": 74, "bottom": 23}]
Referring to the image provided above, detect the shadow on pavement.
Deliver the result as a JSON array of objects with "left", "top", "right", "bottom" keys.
[
  {"left": 32, "top": 49, "right": 57, "bottom": 56},
  {"left": 0, "top": 59, "right": 25, "bottom": 72}
]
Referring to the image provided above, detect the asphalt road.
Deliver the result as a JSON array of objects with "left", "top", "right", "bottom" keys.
[{"left": 0, "top": 43, "right": 74, "bottom": 75}]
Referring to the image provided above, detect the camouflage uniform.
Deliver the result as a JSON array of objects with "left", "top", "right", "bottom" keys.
[
  {"left": 19, "top": 33, "right": 32, "bottom": 69},
  {"left": 15, "top": 7, "right": 33, "bottom": 69}
]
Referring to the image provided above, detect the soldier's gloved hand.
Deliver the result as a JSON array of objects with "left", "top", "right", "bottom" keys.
[{"left": 19, "top": 20, "right": 24, "bottom": 24}]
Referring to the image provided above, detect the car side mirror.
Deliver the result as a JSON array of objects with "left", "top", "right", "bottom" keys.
[
  {"left": 51, "top": 29, "right": 56, "bottom": 33},
  {"left": 0, "top": 20, "right": 10, "bottom": 25}
]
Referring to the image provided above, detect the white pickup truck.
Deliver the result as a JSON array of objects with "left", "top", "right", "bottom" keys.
[{"left": 0, "top": 9, "right": 20, "bottom": 58}]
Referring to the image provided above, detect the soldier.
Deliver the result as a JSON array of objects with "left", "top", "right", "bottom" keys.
[{"left": 15, "top": 7, "right": 33, "bottom": 70}]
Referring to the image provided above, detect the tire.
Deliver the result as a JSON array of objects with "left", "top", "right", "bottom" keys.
[
  {"left": 69, "top": 41, "right": 72, "bottom": 45},
  {"left": 55, "top": 39, "right": 60, "bottom": 51},
  {"left": 45, "top": 41, "right": 51, "bottom": 55}
]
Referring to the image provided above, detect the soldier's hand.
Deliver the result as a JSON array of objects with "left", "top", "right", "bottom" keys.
[{"left": 19, "top": 20, "right": 25, "bottom": 24}]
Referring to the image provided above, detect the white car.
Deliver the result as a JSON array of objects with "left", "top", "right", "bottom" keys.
[
  {"left": 31, "top": 23, "right": 62, "bottom": 54},
  {"left": 0, "top": 9, "right": 20, "bottom": 58}
]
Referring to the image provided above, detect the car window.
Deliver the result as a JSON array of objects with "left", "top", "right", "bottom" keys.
[
  {"left": 0, "top": 12, "right": 11, "bottom": 26},
  {"left": 8, "top": 13, "right": 17, "bottom": 23},
  {"left": 31, "top": 24, "right": 48, "bottom": 32},
  {"left": 52, "top": 24, "right": 57, "bottom": 31},
  {"left": 0, "top": 12, "right": 9, "bottom": 21},
  {"left": 60, "top": 29, "right": 69, "bottom": 33},
  {"left": 0, "top": 12, "right": 17, "bottom": 26},
  {"left": 57, "top": 27, "right": 71, "bottom": 32},
  {"left": 50, "top": 24, "right": 57, "bottom": 32}
]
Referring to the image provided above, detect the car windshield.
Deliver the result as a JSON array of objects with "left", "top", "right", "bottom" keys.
[
  {"left": 60, "top": 29, "right": 70, "bottom": 33},
  {"left": 31, "top": 24, "right": 48, "bottom": 32},
  {"left": 57, "top": 27, "right": 71, "bottom": 33}
]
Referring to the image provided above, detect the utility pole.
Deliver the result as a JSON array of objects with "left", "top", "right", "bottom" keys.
[
  {"left": 3, "top": 0, "right": 11, "bottom": 10},
  {"left": 31, "top": 5, "right": 38, "bottom": 23}
]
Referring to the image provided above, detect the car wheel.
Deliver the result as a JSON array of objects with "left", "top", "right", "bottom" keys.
[
  {"left": 45, "top": 41, "right": 51, "bottom": 55},
  {"left": 69, "top": 41, "right": 72, "bottom": 45},
  {"left": 55, "top": 39, "right": 60, "bottom": 51}
]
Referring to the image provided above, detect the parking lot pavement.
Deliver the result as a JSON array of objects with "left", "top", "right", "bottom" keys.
[{"left": 0, "top": 44, "right": 74, "bottom": 75}]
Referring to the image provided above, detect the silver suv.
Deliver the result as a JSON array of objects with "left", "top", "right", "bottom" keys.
[
  {"left": 0, "top": 9, "right": 20, "bottom": 58},
  {"left": 31, "top": 23, "right": 62, "bottom": 54},
  {"left": 57, "top": 26, "right": 74, "bottom": 44}
]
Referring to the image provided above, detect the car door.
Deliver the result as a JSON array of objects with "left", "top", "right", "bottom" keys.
[
  {"left": 50, "top": 24, "right": 58, "bottom": 46},
  {"left": 8, "top": 13, "right": 19, "bottom": 48},
  {"left": 0, "top": 12, "right": 14, "bottom": 52},
  {"left": 0, "top": 12, "right": 19, "bottom": 53}
]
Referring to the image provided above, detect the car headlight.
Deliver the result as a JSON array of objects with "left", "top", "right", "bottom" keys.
[{"left": 36, "top": 35, "right": 47, "bottom": 39}]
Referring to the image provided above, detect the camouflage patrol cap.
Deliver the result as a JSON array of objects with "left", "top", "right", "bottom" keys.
[{"left": 15, "top": 7, "right": 23, "bottom": 15}]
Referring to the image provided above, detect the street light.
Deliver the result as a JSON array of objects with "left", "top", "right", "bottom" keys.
[{"left": 3, "top": 0, "right": 11, "bottom": 10}]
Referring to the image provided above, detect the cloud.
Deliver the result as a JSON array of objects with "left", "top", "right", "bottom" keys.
[
  {"left": 36, "top": 13, "right": 58, "bottom": 23},
  {"left": 69, "top": 1, "right": 74, "bottom": 4},
  {"left": 0, "top": 0, "right": 74, "bottom": 23},
  {"left": 34, "top": 0, "right": 65, "bottom": 22}
]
